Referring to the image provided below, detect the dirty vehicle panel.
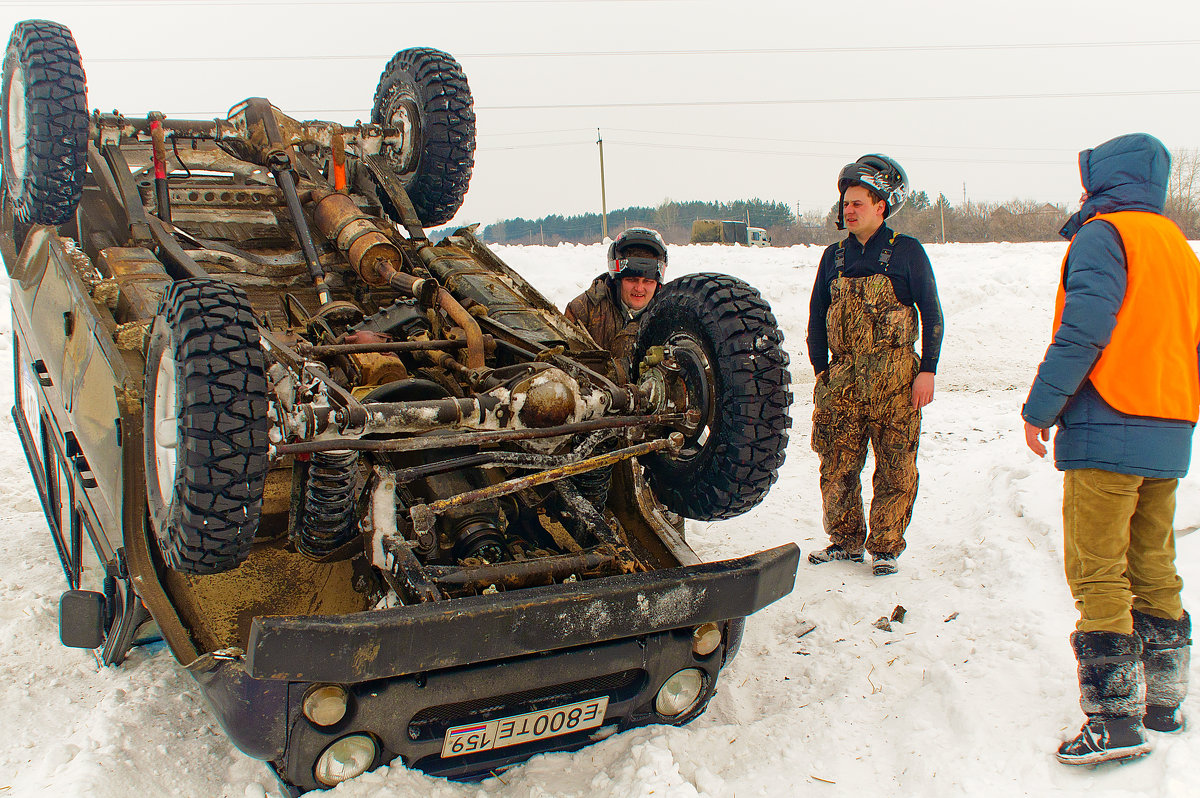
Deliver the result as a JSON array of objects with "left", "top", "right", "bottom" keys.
[{"left": 1, "top": 19, "right": 796, "bottom": 794}]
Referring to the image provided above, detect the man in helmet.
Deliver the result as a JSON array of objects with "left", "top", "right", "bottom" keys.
[
  {"left": 806, "top": 154, "right": 944, "bottom": 576},
  {"left": 565, "top": 227, "right": 667, "bottom": 379}
]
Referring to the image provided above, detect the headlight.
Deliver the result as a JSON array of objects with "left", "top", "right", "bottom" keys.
[
  {"left": 655, "top": 668, "right": 705, "bottom": 717},
  {"left": 303, "top": 684, "right": 348, "bottom": 727},
  {"left": 692, "top": 622, "right": 722, "bottom": 657},
  {"left": 313, "top": 734, "right": 377, "bottom": 786}
]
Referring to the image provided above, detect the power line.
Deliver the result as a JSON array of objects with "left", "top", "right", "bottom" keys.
[
  {"left": 80, "top": 39, "right": 1200, "bottom": 64},
  {"left": 153, "top": 87, "right": 1198, "bottom": 117},
  {"left": 0, "top": 0, "right": 686, "bottom": 6},
  {"left": 478, "top": 88, "right": 1200, "bottom": 110},
  {"left": 608, "top": 141, "right": 1063, "bottom": 165},
  {"left": 605, "top": 127, "right": 1073, "bottom": 153}
]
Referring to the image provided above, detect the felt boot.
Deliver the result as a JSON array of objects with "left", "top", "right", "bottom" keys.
[
  {"left": 1056, "top": 631, "right": 1151, "bottom": 765},
  {"left": 1133, "top": 609, "right": 1191, "bottom": 732}
]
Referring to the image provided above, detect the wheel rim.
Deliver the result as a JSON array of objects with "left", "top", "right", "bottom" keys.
[
  {"left": 666, "top": 334, "right": 716, "bottom": 460},
  {"left": 5, "top": 61, "right": 28, "bottom": 196},
  {"left": 153, "top": 348, "right": 180, "bottom": 505},
  {"left": 380, "top": 89, "right": 420, "bottom": 175}
]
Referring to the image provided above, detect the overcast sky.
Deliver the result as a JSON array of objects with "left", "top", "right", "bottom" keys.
[{"left": 2, "top": 0, "right": 1197, "bottom": 231}]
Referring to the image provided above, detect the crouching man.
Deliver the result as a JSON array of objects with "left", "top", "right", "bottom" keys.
[
  {"left": 566, "top": 227, "right": 667, "bottom": 381},
  {"left": 1022, "top": 132, "right": 1198, "bottom": 765}
]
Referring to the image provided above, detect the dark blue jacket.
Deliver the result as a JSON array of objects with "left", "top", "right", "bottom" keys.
[{"left": 1022, "top": 133, "right": 1196, "bottom": 478}]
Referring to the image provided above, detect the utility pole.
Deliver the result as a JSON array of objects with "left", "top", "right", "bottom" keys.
[
  {"left": 597, "top": 128, "right": 608, "bottom": 241},
  {"left": 940, "top": 201, "right": 946, "bottom": 244}
]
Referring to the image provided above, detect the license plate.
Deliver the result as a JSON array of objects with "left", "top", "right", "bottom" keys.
[{"left": 440, "top": 696, "right": 609, "bottom": 759}]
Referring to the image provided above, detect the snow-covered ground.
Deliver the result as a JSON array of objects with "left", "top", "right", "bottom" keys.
[{"left": 2, "top": 241, "right": 1198, "bottom": 798}]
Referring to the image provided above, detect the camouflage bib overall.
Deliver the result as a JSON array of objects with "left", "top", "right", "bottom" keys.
[{"left": 811, "top": 244, "right": 921, "bottom": 556}]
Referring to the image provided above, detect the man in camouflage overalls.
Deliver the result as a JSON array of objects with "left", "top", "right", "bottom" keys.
[{"left": 806, "top": 155, "right": 943, "bottom": 575}]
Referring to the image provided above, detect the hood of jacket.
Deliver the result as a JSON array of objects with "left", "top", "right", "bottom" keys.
[{"left": 1059, "top": 132, "right": 1170, "bottom": 239}]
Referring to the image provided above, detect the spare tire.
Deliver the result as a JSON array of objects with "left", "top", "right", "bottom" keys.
[
  {"left": 144, "top": 279, "right": 270, "bottom": 574},
  {"left": 371, "top": 47, "right": 475, "bottom": 227},
  {"left": 634, "top": 273, "right": 792, "bottom": 521},
  {"left": 1, "top": 19, "right": 88, "bottom": 225}
]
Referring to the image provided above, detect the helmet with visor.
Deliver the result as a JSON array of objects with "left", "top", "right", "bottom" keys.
[
  {"left": 836, "top": 154, "right": 909, "bottom": 229},
  {"left": 607, "top": 227, "right": 667, "bottom": 283}
]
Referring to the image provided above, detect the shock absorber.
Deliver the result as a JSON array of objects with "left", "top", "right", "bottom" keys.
[
  {"left": 298, "top": 450, "right": 361, "bottom": 559},
  {"left": 571, "top": 464, "right": 613, "bottom": 513}
]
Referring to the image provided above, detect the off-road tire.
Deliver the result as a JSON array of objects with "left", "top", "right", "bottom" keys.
[
  {"left": 1, "top": 20, "right": 87, "bottom": 225},
  {"left": 635, "top": 273, "right": 792, "bottom": 521},
  {"left": 144, "top": 279, "right": 270, "bottom": 574},
  {"left": 372, "top": 47, "right": 475, "bottom": 227}
]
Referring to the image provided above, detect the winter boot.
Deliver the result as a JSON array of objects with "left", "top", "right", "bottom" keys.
[
  {"left": 1056, "top": 631, "right": 1151, "bottom": 765},
  {"left": 808, "top": 544, "right": 864, "bottom": 565},
  {"left": 1133, "top": 609, "right": 1191, "bottom": 733},
  {"left": 870, "top": 553, "right": 897, "bottom": 576}
]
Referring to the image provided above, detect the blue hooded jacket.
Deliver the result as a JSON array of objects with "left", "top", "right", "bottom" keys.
[{"left": 1022, "top": 133, "right": 1196, "bottom": 478}]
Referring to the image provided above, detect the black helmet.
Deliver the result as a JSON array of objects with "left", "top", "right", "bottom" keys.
[
  {"left": 836, "top": 154, "right": 909, "bottom": 226},
  {"left": 607, "top": 227, "right": 667, "bottom": 283}
]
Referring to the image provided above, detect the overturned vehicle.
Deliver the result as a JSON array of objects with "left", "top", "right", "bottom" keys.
[{"left": 1, "top": 19, "right": 796, "bottom": 793}]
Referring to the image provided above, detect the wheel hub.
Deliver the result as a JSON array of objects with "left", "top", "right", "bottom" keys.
[
  {"left": 153, "top": 348, "right": 179, "bottom": 504},
  {"left": 665, "top": 336, "right": 716, "bottom": 460},
  {"left": 5, "top": 62, "right": 28, "bottom": 196}
]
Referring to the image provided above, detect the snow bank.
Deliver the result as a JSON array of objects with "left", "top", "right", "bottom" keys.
[{"left": 1, "top": 242, "right": 1197, "bottom": 797}]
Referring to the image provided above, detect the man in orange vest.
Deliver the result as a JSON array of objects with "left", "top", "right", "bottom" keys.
[{"left": 1023, "top": 133, "right": 1199, "bottom": 765}]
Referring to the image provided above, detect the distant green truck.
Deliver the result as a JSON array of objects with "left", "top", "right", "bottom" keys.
[{"left": 690, "top": 219, "right": 771, "bottom": 247}]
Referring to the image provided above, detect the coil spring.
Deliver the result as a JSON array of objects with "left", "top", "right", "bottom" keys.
[
  {"left": 298, "top": 450, "right": 360, "bottom": 559},
  {"left": 571, "top": 464, "right": 613, "bottom": 513}
]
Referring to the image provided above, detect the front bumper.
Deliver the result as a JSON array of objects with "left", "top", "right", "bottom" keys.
[{"left": 194, "top": 543, "right": 799, "bottom": 790}]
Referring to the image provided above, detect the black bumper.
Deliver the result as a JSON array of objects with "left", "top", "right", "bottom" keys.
[
  {"left": 196, "top": 544, "right": 798, "bottom": 790},
  {"left": 246, "top": 543, "right": 799, "bottom": 682}
]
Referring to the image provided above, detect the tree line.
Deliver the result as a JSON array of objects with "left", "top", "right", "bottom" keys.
[{"left": 479, "top": 149, "right": 1200, "bottom": 246}]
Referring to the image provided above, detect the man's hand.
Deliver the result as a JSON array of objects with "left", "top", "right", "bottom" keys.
[
  {"left": 1024, "top": 421, "right": 1049, "bottom": 457},
  {"left": 912, "top": 371, "right": 935, "bottom": 409}
]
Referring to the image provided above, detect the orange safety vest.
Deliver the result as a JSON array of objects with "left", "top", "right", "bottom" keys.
[{"left": 1053, "top": 211, "right": 1200, "bottom": 422}]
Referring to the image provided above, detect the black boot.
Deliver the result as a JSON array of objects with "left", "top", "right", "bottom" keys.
[
  {"left": 1133, "top": 609, "right": 1191, "bottom": 732},
  {"left": 1056, "top": 631, "right": 1151, "bottom": 765}
]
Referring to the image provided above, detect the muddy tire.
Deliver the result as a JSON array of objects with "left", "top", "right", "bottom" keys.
[
  {"left": 634, "top": 273, "right": 792, "bottom": 521},
  {"left": 144, "top": 279, "right": 270, "bottom": 574},
  {"left": 371, "top": 47, "right": 475, "bottom": 227},
  {"left": 1, "top": 20, "right": 87, "bottom": 225}
]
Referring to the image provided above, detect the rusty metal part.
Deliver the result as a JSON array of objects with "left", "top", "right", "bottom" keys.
[
  {"left": 270, "top": 152, "right": 328, "bottom": 301},
  {"left": 408, "top": 247, "right": 487, "bottom": 370},
  {"left": 97, "top": 143, "right": 155, "bottom": 247},
  {"left": 310, "top": 190, "right": 404, "bottom": 286},
  {"left": 378, "top": 535, "right": 442, "bottom": 604},
  {"left": 276, "top": 394, "right": 503, "bottom": 442},
  {"left": 408, "top": 434, "right": 683, "bottom": 544},
  {"left": 331, "top": 128, "right": 347, "bottom": 191},
  {"left": 148, "top": 113, "right": 171, "bottom": 224},
  {"left": 364, "top": 395, "right": 502, "bottom": 434},
  {"left": 89, "top": 111, "right": 407, "bottom": 157},
  {"left": 515, "top": 368, "right": 580, "bottom": 428},
  {"left": 361, "top": 153, "right": 428, "bottom": 241},
  {"left": 238, "top": 98, "right": 328, "bottom": 302},
  {"left": 387, "top": 429, "right": 616, "bottom": 486},
  {"left": 482, "top": 317, "right": 633, "bottom": 413},
  {"left": 425, "top": 547, "right": 619, "bottom": 592},
  {"left": 271, "top": 412, "right": 686, "bottom": 455},
  {"left": 346, "top": 351, "right": 408, "bottom": 392},
  {"left": 297, "top": 338, "right": 471, "bottom": 357},
  {"left": 553, "top": 478, "right": 641, "bottom": 573}
]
